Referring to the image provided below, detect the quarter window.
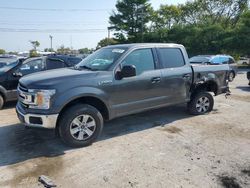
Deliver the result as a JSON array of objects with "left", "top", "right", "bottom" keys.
[
  {"left": 158, "top": 48, "right": 185, "bottom": 68},
  {"left": 122, "top": 49, "right": 155, "bottom": 75}
]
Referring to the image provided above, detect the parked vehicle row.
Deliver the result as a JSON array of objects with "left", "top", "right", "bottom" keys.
[
  {"left": 16, "top": 43, "right": 230, "bottom": 147},
  {"left": 189, "top": 55, "right": 237, "bottom": 81},
  {"left": 0, "top": 55, "right": 82, "bottom": 109}
]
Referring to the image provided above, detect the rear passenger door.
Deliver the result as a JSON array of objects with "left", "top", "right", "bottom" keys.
[{"left": 156, "top": 48, "right": 192, "bottom": 104}]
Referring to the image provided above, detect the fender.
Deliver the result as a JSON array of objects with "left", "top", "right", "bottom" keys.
[
  {"left": 194, "top": 72, "right": 217, "bottom": 84},
  {"left": 52, "top": 86, "right": 111, "bottom": 115},
  {"left": 192, "top": 72, "right": 220, "bottom": 95}
]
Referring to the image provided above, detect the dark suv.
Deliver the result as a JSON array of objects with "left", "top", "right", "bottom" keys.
[
  {"left": 190, "top": 55, "right": 237, "bottom": 81},
  {"left": 0, "top": 55, "right": 82, "bottom": 109}
]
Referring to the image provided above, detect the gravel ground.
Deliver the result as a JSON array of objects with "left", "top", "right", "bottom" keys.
[{"left": 0, "top": 73, "right": 249, "bottom": 188}]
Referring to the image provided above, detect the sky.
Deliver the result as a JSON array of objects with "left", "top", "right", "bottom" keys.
[{"left": 0, "top": 0, "right": 187, "bottom": 52}]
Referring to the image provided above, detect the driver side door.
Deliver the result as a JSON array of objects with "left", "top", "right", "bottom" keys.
[{"left": 111, "top": 48, "right": 166, "bottom": 117}]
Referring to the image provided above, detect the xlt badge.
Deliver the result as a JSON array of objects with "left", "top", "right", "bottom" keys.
[{"left": 99, "top": 80, "right": 112, "bottom": 85}]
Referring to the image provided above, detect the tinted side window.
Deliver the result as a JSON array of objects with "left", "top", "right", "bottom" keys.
[
  {"left": 46, "top": 58, "right": 66, "bottom": 70},
  {"left": 157, "top": 48, "right": 185, "bottom": 68},
  {"left": 221, "top": 57, "right": 229, "bottom": 64},
  {"left": 122, "top": 49, "right": 155, "bottom": 75},
  {"left": 68, "top": 57, "right": 82, "bottom": 66},
  {"left": 19, "top": 59, "right": 44, "bottom": 75}
]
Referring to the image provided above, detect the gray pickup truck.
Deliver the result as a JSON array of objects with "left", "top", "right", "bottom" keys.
[{"left": 16, "top": 43, "right": 230, "bottom": 147}]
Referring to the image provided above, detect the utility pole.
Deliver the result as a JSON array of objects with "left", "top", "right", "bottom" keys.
[
  {"left": 141, "top": 8, "right": 144, "bottom": 43},
  {"left": 108, "top": 28, "right": 111, "bottom": 39},
  {"left": 70, "top": 35, "right": 73, "bottom": 50},
  {"left": 137, "top": 5, "right": 145, "bottom": 43},
  {"left": 49, "top": 35, "right": 53, "bottom": 51},
  {"left": 107, "top": 26, "right": 116, "bottom": 45}
]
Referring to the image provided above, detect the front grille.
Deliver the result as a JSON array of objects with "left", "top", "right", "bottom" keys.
[
  {"left": 20, "top": 101, "right": 29, "bottom": 108},
  {"left": 18, "top": 84, "right": 29, "bottom": 108},
  {"left": 18, "top": 83, "right": 28, "bottom": 92}
]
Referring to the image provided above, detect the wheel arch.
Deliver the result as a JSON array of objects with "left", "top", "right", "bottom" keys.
[
  {"left": 56, "top": 96, "right": 110, "bottom": 132},
  {"left": 191, "top": 80, "right": 218, "bottom": 96}
]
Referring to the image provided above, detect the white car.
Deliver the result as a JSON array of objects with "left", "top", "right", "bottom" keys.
[{"left": 237, "top": 57, "right": 250, "bottom": 65}]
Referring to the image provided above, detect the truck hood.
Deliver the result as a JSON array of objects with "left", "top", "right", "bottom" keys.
[{"left": 19, "top": 68, "right": 98, "bottom": 88}]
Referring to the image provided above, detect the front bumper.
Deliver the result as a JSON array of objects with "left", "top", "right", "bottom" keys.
[{"left": 16, "top": 106, "right": 58, "bottom": 129}]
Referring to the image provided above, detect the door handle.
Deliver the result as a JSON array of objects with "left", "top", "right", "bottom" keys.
[
  {"left": 151, "top": 77, "right": 161, "bottom": 83},
  {"left": 183, "top": 74, "right": 191, "bottom": 79}
]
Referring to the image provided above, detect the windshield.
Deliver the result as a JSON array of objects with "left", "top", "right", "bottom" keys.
[
  {"left": 76, "top": 47, "right": 127, "bottom": 71},
  {"left": 0, "top": 58, "right": 19, "bottom": 72}
]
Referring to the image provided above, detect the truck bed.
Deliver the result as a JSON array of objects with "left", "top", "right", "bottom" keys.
[{"left": 191, "top": 64, "right": 230, "bottom": 95}]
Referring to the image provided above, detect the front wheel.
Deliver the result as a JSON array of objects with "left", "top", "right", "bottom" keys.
[
  {"left": 58, "top": 104, "right": 103, "bottom": 147},
  {"left": 187, "top": 92, "right": 214, "bottom": 115}
]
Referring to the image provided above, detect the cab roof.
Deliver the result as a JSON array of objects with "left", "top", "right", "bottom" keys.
[{"left": 104, "top": 43, "right": 184, "bottom": 49}]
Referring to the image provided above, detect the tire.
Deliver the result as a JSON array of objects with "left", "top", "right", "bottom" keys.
[
  {"left": 228, "top": 71, "right": 235, "bottom": 82},
  {"left": 0, "top": 94, "right": 4, "bottom": 110},
  {"left": 187, "top": 92, "right": 214, "bottom": 115},
  {"left": 58, "top": 104, "right": 103, "bottom": 147}
]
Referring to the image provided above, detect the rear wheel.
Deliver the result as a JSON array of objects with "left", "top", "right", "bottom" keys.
[
  {"left": 58, "top": 104, "right": 103, "bottom": 147},
  {"left": 187, "top": 92, "right": 214, "bottom": 115},
  {"left": 0, "top": 95, "right": 4, "bottom": 110}
]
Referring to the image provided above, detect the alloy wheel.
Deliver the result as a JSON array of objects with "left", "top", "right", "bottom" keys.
[
  {"left": 196, "top": 96, "right": 210, "bottom": 113},
  {"left": 70, "top": 114, "right": 96, "bottom": 141}
]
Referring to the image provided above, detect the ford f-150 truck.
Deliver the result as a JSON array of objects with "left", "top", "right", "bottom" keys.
[{"left": 16, "top": 43, "right": 230, "bottom": 147}]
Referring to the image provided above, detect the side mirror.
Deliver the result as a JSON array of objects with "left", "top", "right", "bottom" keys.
[
  {"left": 13, "top": 72, "right": 23, "bottom": 77},
  {"left": 117, "top": 65, "right": 136, "bottom": 79}
]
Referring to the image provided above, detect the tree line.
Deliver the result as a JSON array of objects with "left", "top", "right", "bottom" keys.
[
  {"left": 105, "top": 0, "right": 250, "bottom": 57},
  {"left": 1, "top": 0, "right": 249, "bottom": 58}
]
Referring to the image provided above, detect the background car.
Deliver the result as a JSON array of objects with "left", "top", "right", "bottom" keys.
[
  {"left": 190, "top": 55, "right": 237, "bottom": 81},
  {"left": 0, "top": 55, "right": 82, "bottom": 109},
  {"left": 237, "top": 57, "right": 250, "bottom": 65},
  {"left": 189, "top": 55, "right": 214, "bottom": 65}
]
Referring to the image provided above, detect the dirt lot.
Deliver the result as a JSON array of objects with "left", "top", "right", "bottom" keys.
[{"left": 0, "top": 72, "right": 249, "bottom": 188}]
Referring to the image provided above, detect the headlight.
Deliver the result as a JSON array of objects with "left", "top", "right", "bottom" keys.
[{"left": 28, "top": 89, "right": 56, "bottom": 109}]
